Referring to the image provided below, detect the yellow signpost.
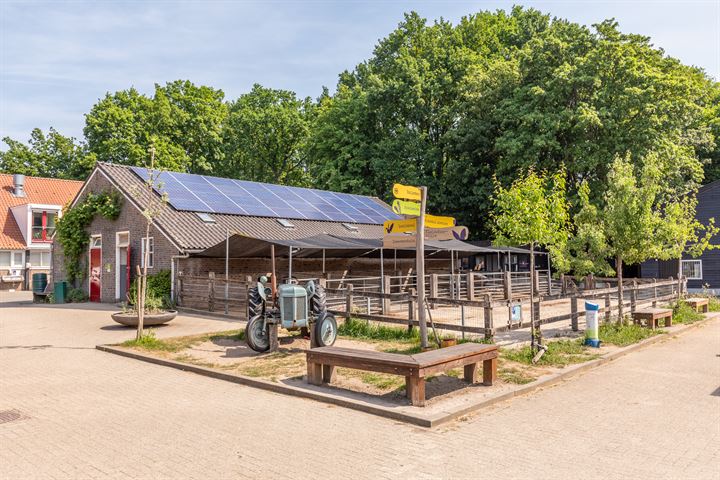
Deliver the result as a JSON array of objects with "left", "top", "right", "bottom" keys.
[
  {"left": 383, "top": 218, "right": 417, "bottom": 234},
  {"left": 425, "top": 214, "right": 456, "bottom": 229},
  {"left": 382, "top": 233, "right": 417, "bottom": 249},
  {"left": 392, "top": 183, "right": 422, "bottom": 202},
  {"left": 391, "top": 199, "right": 421, "bottom": 216}
]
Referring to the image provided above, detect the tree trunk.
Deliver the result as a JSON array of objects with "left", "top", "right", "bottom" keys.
[{"left": 616, "top": 255, "right": 624, "bottom": 323}]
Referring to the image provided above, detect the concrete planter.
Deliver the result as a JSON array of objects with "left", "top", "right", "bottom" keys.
[{"left": 111, "top": 311, "right": 177, "bottom": 327}]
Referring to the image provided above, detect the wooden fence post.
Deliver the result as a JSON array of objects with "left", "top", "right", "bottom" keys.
[
  {"left": 571, "top": 296, "right": 579, "bottom": 331},
  {"left": 483, "top": 293, "right": 494, "bottom": 342},
  {"left": 604, "top": 293, "right": 611, "bottom": 323},
  {"left": 208, "top": 272, "right": 215, "bottom": 312},
  {"left": 652, "top": 279, "right": 658, "bottom": 308},
  {"left": 382, "top": 275, "right": 391, "bottom": 314},
  {"left": 587, "top": 273, "right": 594, "bottom": 290},
  {"left": 503, "top": 270, "right": 512, "bottom": 301},
  {"left": 630, "top": 280, "right": 637, "bottom": 315},
  {"left": 533, "top": 298, "right": 541, "bottom": 328},
  {"left": 344, "top": 283, "right": 354, "bottom": 321},
  {"left": 560, "top": 273, "right": 566, "bottom": 296},
  {"left": 408, "top": 288, "right": 416, "bottom": 332},
  {"left": 547, "top": 270, "right": 553, "bottom": 296},
  {"left": 430, "top": 274, "right": 439, "bottom": 308},
  {"left": 467, "top": 273, "right": 475, "bottom": 301}
]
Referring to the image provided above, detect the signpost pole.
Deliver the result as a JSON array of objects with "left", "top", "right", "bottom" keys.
[{"left": 417, "top": 186, "right": 428, "bottom": 348}]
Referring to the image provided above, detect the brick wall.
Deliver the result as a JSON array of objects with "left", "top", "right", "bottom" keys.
[{"left": 52, "top": 171, "right": 181, "bottom": 303}]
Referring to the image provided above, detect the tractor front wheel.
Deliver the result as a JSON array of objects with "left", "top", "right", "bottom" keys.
[
  {"left": 246, "top": 315, "right": 271, "bottom": 352},
  {"left": 313, "top": 312, "right": 338, "bottom": 348}
]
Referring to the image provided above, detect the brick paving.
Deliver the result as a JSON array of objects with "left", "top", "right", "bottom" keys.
[{"left": 1, "top": 296, "right": 719, "bottom": 479}]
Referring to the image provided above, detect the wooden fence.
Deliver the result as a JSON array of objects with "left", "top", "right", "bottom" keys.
[{"left": 176, "top": 273, "right": 251, "bottom": 317}]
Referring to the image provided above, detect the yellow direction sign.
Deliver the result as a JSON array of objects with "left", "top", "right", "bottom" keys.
[
  {"left": 425, "top": 226, "right": 469, "bottom": 241},
  {"left": 392, "top": 199, "right": 421, "bottom": 216},
  {"left": 425, "top": 214, "right": 455, "bottom": 229},
  {"left": 392, "top": 183, "right": 422, "bottom": 202},
  {"left": 383, "top": 233, "right": 417, "bottom": 249},
  {"left": 383, "top": 218, "right": 416, "bottom": 234}
]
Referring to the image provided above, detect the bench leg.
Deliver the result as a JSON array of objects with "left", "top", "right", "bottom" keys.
[
  {"left": 322, "top": 364, "right": 336, "bottom": 384},
  {"left": 307, "top": 361, "right": 323, "bottom": 386},
  {"left": 464, "top": 363, "right": 479, "bottom": 383},
  {"left": 483, "top": 357, "right": 497, "bottom": 386},
  {"left": 406, "top": 376, "right": 425, "bottom": 407},
  {"left": 664, "top": 315, "right": 672, "bottom": 327}
]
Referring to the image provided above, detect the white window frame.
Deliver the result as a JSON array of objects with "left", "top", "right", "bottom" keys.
[
  {"left": 681, "top": 259, "right": 702, "bottom": 280},
  {"left": 141, "top": 237, "right": 154, "bottom": 269},
  {"left": 115, "top": 231, "right": 130, "bottom": 299},
  {"left": 28, "top": 250, "right": 51, "bottom": 269},
  {"left": 0, "top": 251, "right": 24, "bottom": 269}
]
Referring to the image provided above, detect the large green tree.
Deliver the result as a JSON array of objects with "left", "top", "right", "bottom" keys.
[
  {"left": 0, "top": 128, "right": 92, "bottom": 179},
  {"left": 220, "top": 84, "right": 314, "bottom": 185},
  {"left": 84, "top": 81, "right": 227, "bottom": 173}
]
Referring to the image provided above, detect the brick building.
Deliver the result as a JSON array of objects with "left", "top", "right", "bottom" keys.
[
  {"left": 0, "top": 174, "right": 82, "bottom": 291},
  {"left": 54, "top": 163, "right": 473, "bottom": 303}
]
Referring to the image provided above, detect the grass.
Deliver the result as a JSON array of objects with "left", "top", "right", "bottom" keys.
[
  {"left": 338, "top": 317, "right": 420, "bottom": 342},
  {"left": 499, "top": 366, "right": 536, "bottom": 385},
  {"left": 121, "top": 329, "right": 244, "bottom": 352},
  {"left": 709, "top": 297, "right": 720, "bottom": 312},
  {"left": 671, "top": 300, "right": 704, "bottom": 324},
  {"left": 501, "top": 339, "right": 600, "bottom": 367},
  {"left": 598, "top": 322, "right": 661, "bottom": 346}
]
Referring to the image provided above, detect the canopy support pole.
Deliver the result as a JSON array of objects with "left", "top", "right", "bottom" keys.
[
  {"left": 450, "top": 250, "right": 455, "bottom": 299},
  {"left": 224, "top": 228, "right": 229, "bottom": 315},
  {"left": 380, "top": 248, "right": 384, "bottom": 293},
  {"left": 271, "top": 244, "right": 277, "bottom": 300},
  {"left": 394, "top": 249, "right": 397, "bottom": 271},
  {"left": 322, "top": 249, "right": 326, "bottom": 275},
  {"left": 288, "top": 247, "right": 293, "bottom": 283}
]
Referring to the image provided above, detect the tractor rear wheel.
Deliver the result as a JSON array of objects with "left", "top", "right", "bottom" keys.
[
  {"left": 247, "top": 286, "right": 263, "bottom": 319},
  {"left": 313, "top": 312, "right": 337, "bottom": 348},
  {"left": 311, "top": 284, "right": 327, "bottom": 314},
  {"left": 246, "top": 315, "right": 270, "bottom": 352}
]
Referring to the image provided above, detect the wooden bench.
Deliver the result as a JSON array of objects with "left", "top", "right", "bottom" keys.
[
  {"left": 306, "top": 343, "right": 498, "bottom": 407},
  {"left": 685, "top": 298, "right": 709, "bottom": 313},
  {"left": 632, "top": 308, "right": 673, "bottom": 329}
]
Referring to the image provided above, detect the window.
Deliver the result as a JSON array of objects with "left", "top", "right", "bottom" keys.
[
  {"left": 276, "top": 218, "right": 295, "bottom": 228},
  {"left": 141, "top": 237, "right": 154, "bottom": 268},
  {"left": 0, "top": 251, "right": 24, "bottom": 268},
  {"left": 29, "top": 251, "right": 51, "bottom": 268},
  {"left": 342, "top": 223, "right": 358, "bottom": 232},
  {"left": 31, "top": 211, "right": 57, "bottom": 242},
  {"left": 90, "top": 236, "right": 102, "bottom": 248},
  {"left": 681, "top": 260, "right": 702, "bottom": 280},
  {"left": 196, "top": 212, "right": 215, "bottom": 224}
]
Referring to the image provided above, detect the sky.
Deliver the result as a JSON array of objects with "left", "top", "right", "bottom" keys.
[{"left": 1, "top": 0, "right": 718, "bottom": 143}]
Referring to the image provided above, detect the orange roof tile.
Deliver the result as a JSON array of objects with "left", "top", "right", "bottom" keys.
[{"left": 0, "top": 174, "right": 83, "bottom": 250}]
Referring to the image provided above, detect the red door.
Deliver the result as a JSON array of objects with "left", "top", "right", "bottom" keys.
[{"left": 90, "top": 248, "right": 102, "bottom": 302}]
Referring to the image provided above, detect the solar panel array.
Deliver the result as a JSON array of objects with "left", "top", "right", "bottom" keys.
[{"left": 130, "top": 167, "right": 401, "bottom": 225}]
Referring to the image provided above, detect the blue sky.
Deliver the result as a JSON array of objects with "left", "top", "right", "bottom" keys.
[{"left": 1, "top": 0, "right": 718, "bottom": 143}]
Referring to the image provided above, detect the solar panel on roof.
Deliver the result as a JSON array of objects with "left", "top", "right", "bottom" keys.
[{"left": 130, "top": 166, "right": 401, "bottom": 225}]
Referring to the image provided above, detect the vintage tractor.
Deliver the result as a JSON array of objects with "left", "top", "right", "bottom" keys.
[{"left": 245, "top": 276, "right": 338, "bottom": 353}]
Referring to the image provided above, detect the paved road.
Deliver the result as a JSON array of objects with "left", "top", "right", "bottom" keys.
[{"left": 2, "top": 298, "right": 719, "bottom": 479}]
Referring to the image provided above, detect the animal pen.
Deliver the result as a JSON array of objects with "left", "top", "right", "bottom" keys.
[{"left": 173, "top": 233, "right": 685, "bottom": 342}]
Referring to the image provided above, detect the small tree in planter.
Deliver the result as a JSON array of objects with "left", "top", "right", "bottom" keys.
[
  {"left": 492, "top": 168, "right": 570, "bottom": 356},
  {"left": 133, "top": 148, "right": 168, "bottom": 339}
]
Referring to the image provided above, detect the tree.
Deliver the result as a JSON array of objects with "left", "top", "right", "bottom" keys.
[
  {"left": 492, "top": 168, "right": 570, "bottom": 355},
  {"left": 0, "top": 128, "right": 93, "bottom": 179},
  {"left": 84, "top": 81, "right": 227, "bottom": 174},
  {"left": 220, "top": 84, "right": 313, "bottom": 185},
  {"left": 570, "top": 155, "right": 661, "bottom": 319}
]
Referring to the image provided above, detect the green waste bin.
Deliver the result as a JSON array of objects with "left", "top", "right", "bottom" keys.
[
  {"left": 32, "top": 273, "right": 48, "bottom": 293},
  {"left": 54, "top": 281, "right": 68, "bottom": 304}
]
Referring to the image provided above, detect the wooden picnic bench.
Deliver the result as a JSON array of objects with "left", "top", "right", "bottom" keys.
[
  {"left": 685, "top": 297, "right": 709, "bottom": 313},
  {"left": 632, "top": 308, "right": 673, "bottom": 329},
  {"left": 306, "top": 343, "right": 498, "bottom": 407}
]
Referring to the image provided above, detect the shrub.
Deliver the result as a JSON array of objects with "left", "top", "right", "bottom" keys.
[
  {"left": 127, "top": 270, "right": 173, "bottom": 311},
  {"left": 672, "top": 300, "right": 704, "bottom": 324},
  {"left": 598, "top": 322, "right": 660, "bottom": 346},
  {"left": 67, "top": 288, "right": 88, "bottom": 303}
]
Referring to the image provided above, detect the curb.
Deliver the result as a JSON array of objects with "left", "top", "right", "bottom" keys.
[{"left": 96, "top": 313, "right": 718, "bottom": 428}]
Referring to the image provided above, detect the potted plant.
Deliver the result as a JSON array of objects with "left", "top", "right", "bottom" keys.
[{"left": 441, "top": 335, "right": 458, "bottom": 348}]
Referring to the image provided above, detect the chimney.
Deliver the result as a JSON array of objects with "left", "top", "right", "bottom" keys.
[{"left": 12, "top": 174, "right": 26, "bottom": 197}]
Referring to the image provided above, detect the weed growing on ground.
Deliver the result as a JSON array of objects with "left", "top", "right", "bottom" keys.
[
  {"left": 671, "top": 301, "right": 704, "bottom": 324},
  {"left": 598, "top": 322, "right": 661, "bottom": 346},
  {"left": 501, "top": 339, "right": 599, "bottom": 367},
  {"left": 121, "top": 331, "right": 171, "bottom": 350},
  {"left": 499, "top": 366, "right": 536, "bottom": 384},
  {"left": 338, "top": 318, "right": 420, "bottom": 342},
  {"left": 121, "top": 329, "right": 245, "bottom": 352},
  {"left": 709, "top": 297, "right": 720, "bottom": 312}
]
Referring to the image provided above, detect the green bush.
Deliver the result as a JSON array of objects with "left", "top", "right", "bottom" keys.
[
  {"left": 598, "top": 322, "right": 660, "bottom": 346},
  {"left": 672, "top": 300, "right": 704, "bottom": 324},
  {"left": 67, "top": 288, "right": 88, "bottom": 303},
  {"left": 338, "top": 317, "right": 420, "bottom": 342},
  {"left": 127, "top": 270, "right": 173, "bottom": 311}
]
